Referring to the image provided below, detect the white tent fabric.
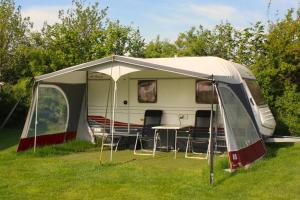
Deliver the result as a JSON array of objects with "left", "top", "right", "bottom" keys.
[
  {"left": 129, "top": 56, "right": 246, "bottom": 83},
  {"left": 35, "top": 56, "right": 254, "bottom": 84}
]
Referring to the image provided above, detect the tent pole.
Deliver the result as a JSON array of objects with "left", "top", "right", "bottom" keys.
[
  {"left": 110, "top": 80, "right": 117, "bottom": 161},
  {"left": 209, "top": 75, "right": 215, "bottom": 186},
  {"left": 0, "top": 99, "right": 21, "bottom": 129},
  {"left": 214, "top": 100, "right": 219, "bottom": 153},
  {"left": 34, "top": 83, "right": 39, "bottom": 153},
  {"left": 127, "top": 78, "right": 130, "bottom": 134},
  {"left": 100, "top": 79, "right": 111, "bottom": 163},
  {"left": 104, "top": 79, "right": 111, "bottom": 131},
  {"left": 86, "top": 71, "right": 89, "bottom": 124}
]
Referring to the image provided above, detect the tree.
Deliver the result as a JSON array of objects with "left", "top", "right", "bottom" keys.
[
  {"left": 102, "top": 20, "right": 145, "bottom": 56},
  {"left": 210, "top": 22, "right": 238, "bottom": 60},
  {"left": 144, "top": 36, "right": 177, "bottom": 58},
  {"left": 127, "top": 29, "right": 145, "bottom": 57},
  {"left": 234, "top": 22, "right": 266, "bottom": 66},
  {"left": 175, "top": 23, "right": 239, "bottom": 60},
  {"left": 0, "top": 0, "right": 32, "bottom": 83},
  {"left": 35, "top": 0, "right": 145, "bottom": 73},
  {"left": 39, "top": 0, "right": 108, "bottom": 71},
  {"left": 175, "top": 26, "right": 212, "bottom": 56},
  {"left": 252, "top": 8, "right": 300, "bottom": 135}
]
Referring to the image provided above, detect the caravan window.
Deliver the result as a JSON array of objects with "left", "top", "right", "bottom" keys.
[
  {"left": 138, "top": 80, "right": 157, "bottom": 103},
  {"left": 244, "top": 79, "right": 266, "bottom": 106},
  {"left": 195, "top": 80, "right": 218, "bottom": 104}
]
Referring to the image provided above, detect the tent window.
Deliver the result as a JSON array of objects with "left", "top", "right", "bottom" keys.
[
  {"left": 138, "top": 80, "right": 157, "bottom": 103},
  {"left": 196, "top": 80, "right": 218, "bottom": 104},
  {"left": 244, "top": 79, "right": 266, "bottom": 106},
  {"left": 28, "top": 85, "right": 69, "bottom": 137},
  {"left": 218, "top": 86, "right": 260, "bottom": 149}
]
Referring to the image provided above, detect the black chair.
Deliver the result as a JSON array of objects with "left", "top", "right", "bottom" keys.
[
  {"left": 134, "top": 110, "right": 163, "bottom": 155},
  {"left": 185, "top": 110, "right": 214, "bottom": 159}
]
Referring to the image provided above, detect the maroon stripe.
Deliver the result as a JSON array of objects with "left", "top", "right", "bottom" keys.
[
  {"left": 88, "top": 115, "right": 143, "bottom": 127},
  {"left": 88, "top": 115, "right": 224, "bottom": 130},
  {"left": 228, "top": 139, "right": 266, "bottom": 170},
  {"left": 17, "top": 132, "right": 76, "bottom": 152}
]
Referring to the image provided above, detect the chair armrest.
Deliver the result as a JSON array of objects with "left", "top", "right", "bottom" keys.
[
  {"left": 177, "top": 127, "right": 192, "bottom": 138},
  {"left": 136, "top": 127, "right": 154, "bottom": 134}
]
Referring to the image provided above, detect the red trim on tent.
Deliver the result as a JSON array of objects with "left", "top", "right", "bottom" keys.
[
  {"left": 228, "top": 139, "right": 266, "bottom": 170},
  {"left": 88, "top": 115, "right": 143, "bottom": 128},
  {"left": 88, "top": 115, "right": 225, "bottom": 131},
  {"left": 17, "top": 131, "right": 76, "bottom": 152}
]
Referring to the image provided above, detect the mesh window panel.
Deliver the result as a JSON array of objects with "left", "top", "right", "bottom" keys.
[
  {"left": 218, "top": 86, "right": 260, "bottom": 149},
  {"left": 28, "top": 86, "right": 68, "bottom": 137}
]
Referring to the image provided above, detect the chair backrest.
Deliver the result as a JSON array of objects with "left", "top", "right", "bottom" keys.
[
  {"left": 142, "top": 110, "right": 163, "bottom": 136},
  {"left": 193, "top": 110, "right": 214, "bottom": 138}
]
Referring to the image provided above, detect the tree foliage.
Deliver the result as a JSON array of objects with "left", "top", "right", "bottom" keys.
[
  {"left": 144, "top": 36, "right": 177, "bottom": 58},
  {"left": 252, "top": 9, "right": 300, "bottom": 135},
  {"left": 0, "top": 0, "right": 31, "bottom": 82},
  {"left": 31, "top": 0, "right": 145, "bottom": 74}
]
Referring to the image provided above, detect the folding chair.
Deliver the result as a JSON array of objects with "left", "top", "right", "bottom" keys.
[
  {"left": 91, "top": 124, "right": 121, "bottom": 163},
  {"left": 134, "top": 110, "right": 163, "bottom": 156},
  {"left": 185, "top": 110, "right": 214, "bottom": 159}
]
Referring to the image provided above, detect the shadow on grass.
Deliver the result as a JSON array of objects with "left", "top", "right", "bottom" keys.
[
  {"left": 209, "top": 156, "right": 238, "bottom": 186},
  {"left": 212, "top": 142, "right": 295, "bottom": 186},
  {"left": 19, "top": 140, "right": 99, "bottom": 157},
  {"left": 96, "top": 158, "right": 138, "bottom": 169},
  {"left": 0, "top": 128, "right": 21, "bottom": 150},
  {"left": 265, "top": 143, "right": 294, "bottom": 159}
]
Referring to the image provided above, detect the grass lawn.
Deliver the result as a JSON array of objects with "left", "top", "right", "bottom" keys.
[{"left": 0, "top": 128, "right": 300, "bottom": 200}]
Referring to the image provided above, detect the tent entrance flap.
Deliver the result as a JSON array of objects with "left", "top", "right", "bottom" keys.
[{"left": 216, "top": 83, "right": 266, "bottom": 169}]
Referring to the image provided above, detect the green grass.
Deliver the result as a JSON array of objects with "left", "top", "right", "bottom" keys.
[{"left": 0, "top": 128, "right": 300, "bottom": 200}]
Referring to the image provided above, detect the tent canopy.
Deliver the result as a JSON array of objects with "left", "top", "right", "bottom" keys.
[{"left": 35, "top": 55, "right": 255, "bottom": 84}]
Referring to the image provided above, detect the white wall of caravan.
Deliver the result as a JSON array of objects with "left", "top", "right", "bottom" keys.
[{"left": 87, "top": 70, "right": 223, "bottom": 128}]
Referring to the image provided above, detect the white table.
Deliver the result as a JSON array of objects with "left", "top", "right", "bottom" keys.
[{"left": 152, "top": 125, "right": 191, "bottom": 159}]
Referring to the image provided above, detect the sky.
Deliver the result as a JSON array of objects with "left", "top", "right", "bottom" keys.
[{"left": 15, "top": 0, "right": 300, "bottom": 41}]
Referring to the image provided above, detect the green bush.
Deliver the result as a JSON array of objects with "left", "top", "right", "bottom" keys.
[
  {"left": 0, "top": 78, "right": 32, "bottom": 127},
  {"left": 274, "top": 84, "right": 300, "bottom": 136}
]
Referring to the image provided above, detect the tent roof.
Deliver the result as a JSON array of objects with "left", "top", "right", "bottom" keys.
[{"left": 35, "top": 55, "right": 255, "bottom": 84}]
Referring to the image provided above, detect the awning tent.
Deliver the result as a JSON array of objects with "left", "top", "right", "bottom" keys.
[{"left": 18, "top": 55, "right": 266, "bottom": 170}]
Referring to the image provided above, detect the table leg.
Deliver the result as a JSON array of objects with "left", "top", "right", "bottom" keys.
[
  {"left": 167, "top": 129, "right": 169, "bottom": 151},
  {"left": 175, "top": 130, "right": 177, "bottom": 159},
  {"left": 153, "top": 129, "right": 158, "bottom": 157}
]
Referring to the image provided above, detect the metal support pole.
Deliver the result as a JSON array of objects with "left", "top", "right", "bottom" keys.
[
  {"left": 214, "top": 101, "right": 219, "bottom": 152},
  {"left": 86, "top": 71, "right": 89, "bottom": 122},
  {"left": 209, "top": 76, "right": 215, "bottom": 186},
  {"left": 110, "top": 80, "right": 117, "bottom": 161},
  {"left": 34, "top": 83, "right": 39, "bottom": 153}
]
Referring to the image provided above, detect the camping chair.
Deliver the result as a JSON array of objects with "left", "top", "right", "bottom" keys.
[
  {"left": 185, "top": 110, "right": 214, "bottom": 159},
  {"left": 134, "top": 110, "right": 163, "bottom": 156},
  {"left": 90, "top": 123, "right": 122, "bottom": 162}
]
